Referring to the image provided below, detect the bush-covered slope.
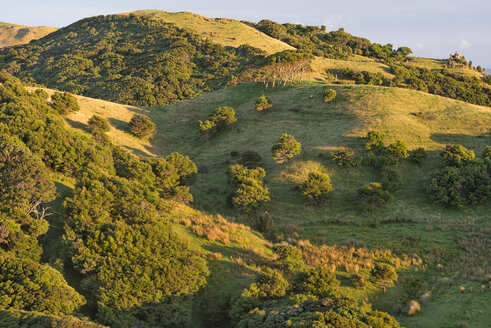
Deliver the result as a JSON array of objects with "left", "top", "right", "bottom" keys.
[
  {"left": 0, "top": 14, "right": 263, "bottom": 106},
  {"left": 0, "top": 22, "right": 57, "bottom": 48}
]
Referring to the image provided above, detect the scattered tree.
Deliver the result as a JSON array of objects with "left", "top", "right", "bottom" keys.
[
  {"left": 296, "top": 267, "right": 340, "bottom": 298},
  {"left": 301, "top": 172, "right": 333, "bottom": 205},
  {"left": 272, "top": 134, "right": 302, "bottom": 162},
  {"left": 410, "top": 147, "right": 426, "bottom": 165},
  {"left": 199, "top": 107, "right": 236, "bottom": 137},
  {"left": 87, "top": 115, "right": 110, "bottom": 134},
  {"left": 387, "top": 140, "right": 409, "bottom": 160},
  {"left": 255, "top": 95, "right": 272, "bottom": 111},
  {"left": 323, "top": 89, "right": 337, "bottom": 102},
  {"left": 365, "top": 130, "right": 385, "bottom": 150},
  {"left": 358, "top": 182, "right": 392, "bottom": 211},
  {"left": 129, "top": 114, "right": 156, "bottom": 139},
  {"left": 228, "top": 164, "right": 270, "bottom": 210},
  {"left": 331, "top": 150, "right": 360, "bottom": 168},
  {"left": 371, "top": 262, "right": 398, "bottom": 292}
]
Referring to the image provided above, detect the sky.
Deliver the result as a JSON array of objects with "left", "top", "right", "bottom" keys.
[{"left": 2, "top": 0, "right": 490, "bottom": 68}]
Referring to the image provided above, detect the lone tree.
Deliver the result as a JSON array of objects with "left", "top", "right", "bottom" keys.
[
  {"left": 323, "top": 89, "right": 337, "bottom": 102},
  {"left": 87, "top": 115, "right": 110, "bottom": 134},
  {"left": 388, "top": 140, "right": 409, "bottom": 160},
  {"left": 50, "top": 92, "right": 80, "bottom": 115},
  {"left": 255, "top": 95, "right": 273, "bottom": 111},
  {"left": 272, "top": 134, "right": 302, "bottom": 162},
  {"left": 358, "top": 182, "right": 392, "bottom": 211},
  {"left": 199, "top": 106, "right": 237, "bottom": 137},
  {"left": 129, "top": 114, "right": 156, "bottom": 139},
  {"left": 301, "top": 172, "right": 333, "bottom": 205},
  {"left": 365, "top": 130, "right": 385, "bottom": 150},
  {"left": 371, "top": 262, "right": 398, "bottom": 292},
  {"left": 228, "top": 164, "right": 270, "bottom": 210}
]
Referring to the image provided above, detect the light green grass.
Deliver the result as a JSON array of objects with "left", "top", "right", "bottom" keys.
[{"left": 123, "top": 10, "right": 294, "bottom": 55}]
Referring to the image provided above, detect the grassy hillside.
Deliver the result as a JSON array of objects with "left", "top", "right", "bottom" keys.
[
  {"left": 0, "top": 22, "right": 56, "bottom": 48},
  {"left": 125, "top": 10, "right": 294, "bottom": 55}
]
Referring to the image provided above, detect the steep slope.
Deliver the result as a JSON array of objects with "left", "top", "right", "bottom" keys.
[
  {"left": 124, "top": 10, "right": 294, "bottom": 55},
  {"left": 0, "top": 22, "right": 57, "bottom": 48},
  {"left": 0, "top": 14, "right": 262, "bottom": 106}
]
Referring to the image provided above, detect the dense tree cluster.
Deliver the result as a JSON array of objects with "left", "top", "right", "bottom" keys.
[
  {"left": 428, "top": 144, "right": 491, "bottom": 206},
  {"left": 0, "top": 15, "right": 263, "bottom": 106},
  {"left": 254, "top": 20, "right": 410, "bottom": 64},
  {"left": 50, "top": 92, "right": 80, "bottom": 115},
  {"left": 0, "top": 73, "right": 209, "bottom": 327}
]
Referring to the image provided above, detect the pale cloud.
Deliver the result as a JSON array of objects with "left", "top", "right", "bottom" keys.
[
  {"left": 323, "top": 15, "right": 345, "bottom": 31},
  {"left": 415, "top": 42, "right": 425, "bottom": 49},
  {"left": 460, "top": 38, "right": 471, "bottom": 48}
]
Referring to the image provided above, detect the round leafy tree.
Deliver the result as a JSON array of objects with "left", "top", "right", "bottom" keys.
[
  {"left": 210, "top": 106, "right": 237, "bottom": 126},
  {"left": 441, "top": 144, "right": 475, "bottom": 166},
  {"left": 365, "top": 130, "right": 385, "bottom": 150},
  {"left": 357, "top": 182, "right": 392, "bottom": 211},
  {"left": 272, "top": 134, "right": 302, "bottom": 162},
  {"left": 199, "top": 119, "right": 216, "bottom": 137},
  {"left": 255, "top": 95, "right": 273, "bottom": 111},
  {"left": 331, "top": 150, "right": 360, "bottom": 168},
  {"left": 301, "top": 172, "right": 333, "bottom": 205},
  {"left": 87, "top": 115, "right": 110, "bottom": 134},
  {"left": 296, "top": 266, "right": 340, "bottom": 298},
  {"left": 323, "top": 89, "right": 337, "bottom": 102},
  {"left": 387, "top": 140, "right": 409, "bottom": 160},
  {"left": 371, "top": 262, "right": 398, "bottom": 292},
  {"left": 129, "top": 114, "right": 156, "bottom": 139},
  {"left": 50, "top": 92, "right": 80, "bottom": 115}
]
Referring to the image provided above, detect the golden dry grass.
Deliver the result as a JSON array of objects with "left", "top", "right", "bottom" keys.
[
  {"left": 0, "top": 23, "right": 57, "bottom": 48},
  {"left": 309, "top": 56, "right": 395, "bottom": 80},
  {"left": 121, "top": 10, "right": 294, "bottom": 55}
]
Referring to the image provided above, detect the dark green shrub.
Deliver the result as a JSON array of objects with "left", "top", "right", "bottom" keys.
[
  {"left": 365, "top": 130, "right": 385, "bottom": 150},
  {"left": 165, "top": 152, "right": 198, "bottom": 185},
  {"left": 228, "top": 164, "right": 270, "bottom": 210},
  {"left": 371, "top": 263, "right": 398, "bottom": 290},
  {"left": 255, "top": 95, "right": 272, "bottom": 111},
  {"left": 428, "top": 163, "right": 491, "bottom": 206},
  {"left": 330, "top": 150, "right": 360, "bottom": 168},
  {"left": 410, "top": 147, "right": 426, "bottom": 165},
  {"left": 482, "top": 146, "right": 491, "bottom": 160},
  {"left": 358, "top": 182, "right": 392, "bottom": 211},
  {"left": 87, "top": 115, "right": 110, "bottom": 134},
  {"left": 0, "top": 255, "right": 85, "bottom": 314},
  {"left": 50, "top": 92, "right": 80, "bottom": 115},
  {"left": 381, "top": 168, "right": 401, "bottom": 192},
  {"left": 34, "top": 89, "right": 49, "bottom": 100},
  {"left": 323, "top": 89, "right": 337, "bottom": 102},
  {"left": 199, "top": 106, "right": 236, "bottom": 137},
  {"left": 240, "top": 150, "right": 262, "bottom": 168},
  {"left": 441, "top": 144, "right": 475, "bottom": 166},
  {"left": 255, "top": 268, "right": 289, "bottom": 299},
  {"left": 129, "top": 114, "right": 156, "bottom": 139},
  {"left": 273, "top": 244, "right": 305, "bottom": 272},
  {"left": 387, "top": 140, "right": 409, "bottom": 160},
  {"left": 296, "top": 267, "right": 340, "bottom": 298},
  {"left": 363, "top": 152, "right": 397, "bottom": 170},
  {"left": 301, "top": 172, "right": 333, "bottom": 205},
  {"left": 272, "top": 134, "right": 302, "bottom": 162}
]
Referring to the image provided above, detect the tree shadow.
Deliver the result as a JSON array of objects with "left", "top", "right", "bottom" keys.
[
  {"left": 65, "top": 118, "right": 88, "bottom": 132},
  {"left": 430, "top": 131, "right": 490, "bottom": 150}
]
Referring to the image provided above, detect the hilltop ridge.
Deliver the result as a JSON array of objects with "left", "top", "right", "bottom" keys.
[{"left": 0, "top": 22, "right": 57, "bottom": 48}]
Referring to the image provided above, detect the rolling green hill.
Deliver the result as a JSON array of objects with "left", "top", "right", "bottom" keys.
[
  {"left": 56, "top": 80, "right": 491, "bottom": 327},
  {"left": 0, "top": 22, "right": 57, "bottom": 48},
  {"left": 124, "top": 10, "right": 294, "bottom": 55}
]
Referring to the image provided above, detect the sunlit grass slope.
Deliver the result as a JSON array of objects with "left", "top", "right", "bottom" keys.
[
  {"left": 0, "top": 22, "right": 57, "bottom": 48},
  {"left": 122, "top": 10, "right": 294, "bottom": 55}
]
